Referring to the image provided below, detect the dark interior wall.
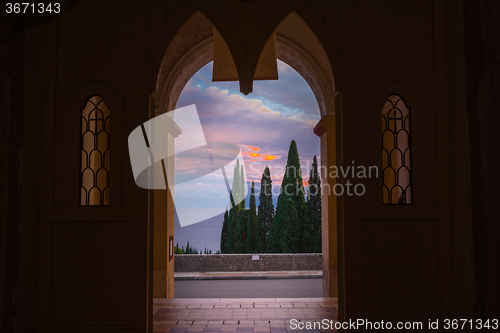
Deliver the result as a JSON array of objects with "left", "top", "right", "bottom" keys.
[
  {"left": 18, "top": 24, "right": 44, "bottom": 333},
  {"left": 0, "top": 0, "right": 499, "bottom": 331},
  {"left": 1, "top": 13, "right": 26, "bottom": 333},
  {"left": 1, "top": 14, "right": 44, "bottom": 333},
  {"left": 463, "top": 0, "right": 500, "bottom": 322}
]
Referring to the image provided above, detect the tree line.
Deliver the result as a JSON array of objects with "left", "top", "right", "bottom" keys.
[
  {"left": 220, "top": 140, "right": 321, "bottom": 253},
  {"left": 174, "top": 241, "right": 217, "bottom": 254}
]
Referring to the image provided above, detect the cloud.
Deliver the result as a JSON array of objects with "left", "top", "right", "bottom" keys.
[
  {"left": 240, "top": 144, "right": 281, "bottom": 163},
  {"left": 242, "top": 151, "right": 280, "bottom": 162},
  {"left": 174, "top": 60, "right": 321, "bottom": 202}
]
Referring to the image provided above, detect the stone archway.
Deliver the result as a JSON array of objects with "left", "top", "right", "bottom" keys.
[
  {"left": 156, "top": 14, "right": 335, "bottom": 117},
  {"left": 153, "top": 11, "right": 341, "bottom": 301}
]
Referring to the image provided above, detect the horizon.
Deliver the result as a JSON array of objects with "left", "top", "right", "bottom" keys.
[
  {"left": 174, "top": 60, "right": 321, "bottom": 213},
  {"left": 174, "top": 60, "right": 321, "bottom": 252}
]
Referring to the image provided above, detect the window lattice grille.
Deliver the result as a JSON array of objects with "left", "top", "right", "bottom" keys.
[
  {"left": 80, "top": 96, "right": 110, "bottom": 206},
  {"left": 381, "top": 95, "right": 412, "bottom": 204}
]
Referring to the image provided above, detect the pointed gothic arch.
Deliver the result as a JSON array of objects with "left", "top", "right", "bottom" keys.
[{"left": 153, "top": 10, "right": 342, "bottom": 303}]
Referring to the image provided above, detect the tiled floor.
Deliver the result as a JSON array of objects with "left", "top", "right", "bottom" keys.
[{"left": 153, "top": 298, "right": 338, "bottom": 333}]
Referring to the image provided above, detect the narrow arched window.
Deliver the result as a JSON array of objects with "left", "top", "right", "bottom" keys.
[
  {"left": 381, "top": 94, "right": 412, "bottom": 204},
  {"left": 80, "top": 96, "right": 110, "bottom": 205}
]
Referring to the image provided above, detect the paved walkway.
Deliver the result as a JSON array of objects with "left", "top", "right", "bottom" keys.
[
  {"left": 153, "top": 298, "right": 338, "bottom": 333},
  {"left": 175, "top": 279, "right": 322, "bottom": 298},
  {"left": 174, "top": 271, "right": 322, "bottom": 280}
]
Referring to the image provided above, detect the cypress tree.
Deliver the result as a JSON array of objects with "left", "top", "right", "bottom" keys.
[
  {"left": 232, "top": 159, "right": 241, "bottom": 207},
  {"left": 281, "top": 198, "right": 301, "bottom": 253},
  {"left": 266, "top": 140, "right": 306, "bottom": 253},
  {"left": 256, "top": 166, "right": 274, "bottom": 253},
  {"left": 220, "top": 207, "right": 229, "bottom": 253},
  {"left": 232, "top": 163, "right": 248, "bottom": 253},
  {"left": 227, "top": 210, "right": 238, "bottom": 253},
  {"left": 240, "top": 164, "right": 246, "bottom": 208},
  {"left": 282, "top": 140, "right": 306, "bottom": 221},
  {"left": 234, "top": 209, "right": 249, "bottom": 253},
  {"left": 305, "top": 155, "right": 322, "bottom": 253},
  {"left": 267, "top": 197, "right": 301, "bottom": 253},
  {"left": 247, "top": 181, "right": 258, "bottom": 253},
  {"left": 266, "top": 203, "right": 284, "bottom": 253},
  {"left": 226, "top": 212, "right": 233, "bottom": 253},
  {"left": 226, "top": 161, "right": 241, "bottom": 253},
  {"left": 230, "top": 164, "right": 248, "bottom": 254}
]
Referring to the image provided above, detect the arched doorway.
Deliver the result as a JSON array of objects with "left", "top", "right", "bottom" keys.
[{"left": 152, "top": 10, "right": 341, "bottom": 303}]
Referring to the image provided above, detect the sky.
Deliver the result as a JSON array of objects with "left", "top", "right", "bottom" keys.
[{"left": 173, "top": 60, "right": 321, "bottom": 227}]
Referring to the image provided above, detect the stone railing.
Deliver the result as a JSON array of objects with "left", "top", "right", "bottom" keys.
[{"left": 174, "top": 253, "right": 322, "bottom": 272}]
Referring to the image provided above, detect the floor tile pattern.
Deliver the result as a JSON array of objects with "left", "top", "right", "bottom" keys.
[{"left": 153, "top": 298, "right": 338, "bottom": 333}]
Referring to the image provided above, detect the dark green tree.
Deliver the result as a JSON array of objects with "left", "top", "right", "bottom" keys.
[
  {"left": 234, "top": 209, "right": 249, "bottom": 253},
  {"left": 281, "top": 198, "right": 301, "bottom": 253},
  {"left": 246, "top": 181, "right": 258, "bottom": 253},
  {"left": 232, "top": 159, "right": 242, "bottom": 206},
  {"left": 174, "top": 243, "right": 184, "bottom": 254},
  {"left": 281, "top": 140, "right": 306, "bottom": 221},
  {"left": 220, "top": 207, "right": 229, "bottom": 253},
  {"left": 240, "top": 164, "right": 246, "bottom": 208},
  {"left": 256, "top": 166, "right": 274, "bottom": 253},
  {"left": 232, "top": 164, "right": 248, "bottom": 253},
  {"left": 184, "top": 241, "right": 198, "bottom": 254},
  {"left": 266, "top": 211, "right": 283, "bottom": 252},
  {"left": 304, "top": 155, "right": 322, "bottom": 252},
  {"left": 226, "top": 211, "right": 236, "bottom": 253},
  {"left": 267, "top": 197, "right": 301, "bottom": 253},
  {"left": 226, "top": 160, "right": 241, "bottom": 253},
  {"left": 266, "top": 140, "right": 306, "bottom": 253}
]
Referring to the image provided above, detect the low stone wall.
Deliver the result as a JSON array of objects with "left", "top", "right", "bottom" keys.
[{"left": 174, "top": 253, "right": 322, "bottom": 272}]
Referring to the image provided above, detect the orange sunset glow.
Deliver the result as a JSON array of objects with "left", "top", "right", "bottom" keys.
[
  {"left": 242, "top": 149, "right": 277, "bottom": 161},
  {"left": 175, "top": 60, "right": 320, "bottom": 188}
]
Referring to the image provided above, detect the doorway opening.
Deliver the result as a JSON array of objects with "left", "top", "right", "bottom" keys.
[
  {"left": 152, "top": 10, "right": 339, "bottom": 303},
  {"left": 172, "top": 59, "right": 322, "bottom": 298}
]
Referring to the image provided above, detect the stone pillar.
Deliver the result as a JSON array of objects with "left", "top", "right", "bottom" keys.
[
  {"left": 153, "top": 114, "right": 180, "bottom": 298},
  {"left": 314, "top": 114, "right": 338, "bottom": 297}
]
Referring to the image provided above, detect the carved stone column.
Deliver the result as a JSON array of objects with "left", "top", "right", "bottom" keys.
[
  {"left": 153, "top": 110, "right": 181, "bottom": 298},
  {"left": 313, "top": 92, "right": 341, "bottom": 297}
]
